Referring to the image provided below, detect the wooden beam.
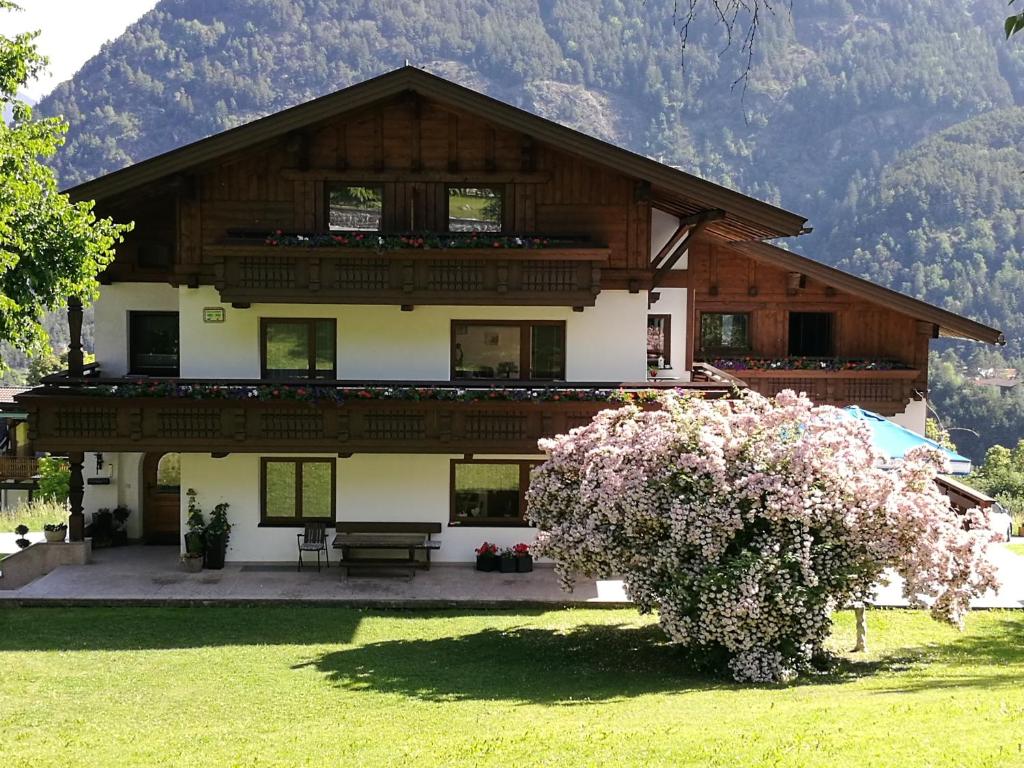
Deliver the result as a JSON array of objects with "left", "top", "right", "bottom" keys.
[
  {"left": 650, "top": 210, "right": 724, "bottom": 289},
  {"left": 280, "top": 169, "right": 551, "bottom": 183},
  {"left": 650, "top": 223, "right": 689, "bottom": 270}
]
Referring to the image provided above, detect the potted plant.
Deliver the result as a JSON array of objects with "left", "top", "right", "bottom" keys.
[
  {"left": 13, "top": 524, "right": 30, "bottom": 549},
  {"left": 183, "top": 489, "right": 206, "bottom": 571},
  {"left": 43, "top": 523, "right": 67, "bottom": 543},
  {"left": 89, "top": 508, "right": 114, "bottom": 548},
  {"left": 498, "top": 546, "right": 517, "bottom": 573},
  {"left": 513, "top": 542, "right": 533, "bottom": 572},
  {"left": 203, "top": 500, "right": 232, "bottom": 570},
  {"left": 475, "top": 541, "right": 499, "bottom": 572},
  {"left": 111, "top": 506, "right": 131, "bottom": 546}
]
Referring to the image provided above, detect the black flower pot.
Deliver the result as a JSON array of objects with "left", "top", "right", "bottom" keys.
[
  {"left": 499, "top": 555, "right": 517, "bottom": 573},
  {"left": 476, "top": 554, "right": 497, "bottom": 572},
  {"left": 204, "top": 533, "right": 227, "bottom": 570},
  {"left": 515, "top": 554, "right": 533, "bottom": 573}
]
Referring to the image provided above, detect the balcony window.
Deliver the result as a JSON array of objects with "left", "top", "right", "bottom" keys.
[
  {"left": 261, "top": 318, "right": 336, "bottom": 380},
  {"left": 327, "top": 184, "right": 382, "bottom": 231},
  {"left": 128, "top": 311, "right": 180, "bottom": 376},
  {"left": 788, "top": 312, "right": 835, "bottom": 357},
  {"left": 699, "top": 312, "right": 750, "bottom": 355},
  {"left": 450, "top": 460, "right": 537, "bottom": 526},
  {"left": 261, "top": 458, "right": 336, "bottom": 525},
  {"left": 447, "top": 186, "right": 502, "bottom": 232},
  {"left": 647, "top": 314, "right": 671, "bottom": 367},
  {"left": 452, "top": 321, "right": 565, "bottom": 381}
]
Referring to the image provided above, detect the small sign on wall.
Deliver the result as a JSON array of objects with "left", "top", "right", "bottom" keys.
[{"left": 203, "top": 306, "right": 226, "bottom": 323}]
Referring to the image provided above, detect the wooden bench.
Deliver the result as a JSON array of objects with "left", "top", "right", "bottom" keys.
[{"left": 332, "top": 522, "right": 442, "bottom": 576}]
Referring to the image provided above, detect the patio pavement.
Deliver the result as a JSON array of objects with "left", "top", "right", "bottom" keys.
[
  {"left": 1, "top": 539, "right": 1021, "bottom": 608},
  {"left": 1, "top": 545, "right": 631, "bottom": 606}
]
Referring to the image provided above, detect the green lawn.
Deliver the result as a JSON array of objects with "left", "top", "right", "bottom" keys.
[
  {"left": 1, "top": 607, "right": 1022, "bottom": 767},
  {"left": 1006, "top": 542, "right": 1024, "bottom": 557}
]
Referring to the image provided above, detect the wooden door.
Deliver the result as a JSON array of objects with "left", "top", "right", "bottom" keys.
[{"left": 143, "top": 452, "right": 180, "bottom": 544}]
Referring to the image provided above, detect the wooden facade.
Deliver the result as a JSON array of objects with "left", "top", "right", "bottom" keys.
[
  {"left": 98, "top": 93, "right": 656, "bottom": 303},
  {"left": 677, "top": 240, "right": 933, "bottom": 414}
]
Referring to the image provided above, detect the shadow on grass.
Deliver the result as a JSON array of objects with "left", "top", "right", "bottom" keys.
[{"left": 297, "top": 621, "right": 948, "bottom": 703}]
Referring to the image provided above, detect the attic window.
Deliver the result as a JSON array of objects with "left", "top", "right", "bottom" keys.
[
  {"left": 327, "top": 185, "right": 382, "bottom": 231},
  {"left": 448, "top": 186, "right": 502, "bottom": 232}
]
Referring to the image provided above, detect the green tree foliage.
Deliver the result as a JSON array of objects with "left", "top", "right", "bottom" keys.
[
  {"left": 966, "top": 441, "right": 1024, "bottom": 524},
  {"left": 0, "top": 1, "right": 131, "bottom": 366},
  {"left": 35, "top": 455, "right": 69, "bottom": 503}
]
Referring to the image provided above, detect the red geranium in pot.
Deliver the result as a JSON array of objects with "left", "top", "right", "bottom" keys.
[
  {"left": 513, "top": 542, "right": 533, "bottom": 573},
  {"left": 475, "top": 541, "right": 499, "bottom": 572}
]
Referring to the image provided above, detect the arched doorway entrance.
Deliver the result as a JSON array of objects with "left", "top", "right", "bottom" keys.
[{"left": 142, "top": 452, "right": 180, "bottom": 544}]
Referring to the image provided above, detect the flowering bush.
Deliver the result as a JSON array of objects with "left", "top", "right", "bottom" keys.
[
  {"left": 512, "top": 543, "right": 531, "bottom": 557},
  {"left": 475, "top": 541, "right": 498, "bottom": 556},
  {"left": 526, "top": 390, "right": 999, "bottom": 683}
]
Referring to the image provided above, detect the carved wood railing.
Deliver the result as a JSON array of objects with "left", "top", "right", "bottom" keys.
[
  {"left": 736, "top": 369, "right": 923, "bottom": 416},
  {"left": 20, "top": 379, "right": 735, "bottom": 454},
  {"left": 0, "top": 456, "right": 39, "bottom": 481},
  {"left": 204, "top": 245, "right": 609, "bottom": 307}
]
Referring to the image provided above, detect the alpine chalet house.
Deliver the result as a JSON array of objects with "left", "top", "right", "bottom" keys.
[{"left": 19, "top": 67, "right": 1002, "bottom": 564}]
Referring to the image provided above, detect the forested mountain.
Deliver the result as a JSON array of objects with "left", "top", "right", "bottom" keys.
[{"left": 14, "top": 0, "right": 1024, "bottom": 455}]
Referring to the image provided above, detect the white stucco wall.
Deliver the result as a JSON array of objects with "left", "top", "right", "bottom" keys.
[
  {"left": 176, "top": 285, "right": 649, "bottom": 382},
  {"left": 888, "top": 397, "right": 928, "bottom": 437},
  {"left": 179, "top": 452, "right": 544, "bottom": 563},
  {"left": 80, "top": 452, "right": 145, "bottom": 539},
  {"left": 94, "top": 283, "right": 181, "bottom": 376}
]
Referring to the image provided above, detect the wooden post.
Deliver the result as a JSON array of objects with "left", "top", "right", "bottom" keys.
[
  {"left": 68, "top": 451, "right": 86, "bottom": 542},
  {"left": 67, "top": 296, "right": 84, "bottom": 377}
]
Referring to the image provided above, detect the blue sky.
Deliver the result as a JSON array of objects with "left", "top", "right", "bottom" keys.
[{"left": 3, "top": 0, "right": 159, "bottom": 101}]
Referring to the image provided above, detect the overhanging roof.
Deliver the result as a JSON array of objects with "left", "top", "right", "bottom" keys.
[
  {"left": 732, "top": 241, "right": 1004, "bottom": 345},
  {"left": 64, "top": 66, "right": 807, "bottom": 242}
]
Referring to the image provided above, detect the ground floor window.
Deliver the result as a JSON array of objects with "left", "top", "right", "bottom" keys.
[
  {"left": 450, "top": 460, "right": 537, "bottom": 526},
  {"left": 260, "top": 458, "right": 336, "bottom": 525}
]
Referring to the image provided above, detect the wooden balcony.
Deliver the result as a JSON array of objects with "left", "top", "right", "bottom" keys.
[
  {"left": 204, "top": 244, "right": 608, "bottom": 307},
  {"left": 19, "top": 378, "right": 735, "bottom": 454},
  {"left": 0, "top": 456, "right": 38, "bottom": 481},
  {"left": 736, "top": 369, "right": 923, "bottom": 416}
]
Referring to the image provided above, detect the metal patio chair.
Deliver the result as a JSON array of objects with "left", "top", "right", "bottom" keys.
[{"left": 297, "top": 522, "right": 329, "bottom": 572}]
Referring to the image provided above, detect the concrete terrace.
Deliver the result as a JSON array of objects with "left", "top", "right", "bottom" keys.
[
  {"left": 1, "top": 545, "right": 631, "bottom": 606},
  {"left": 1, "top": 540, "right": 1021, "bottom": 608}
]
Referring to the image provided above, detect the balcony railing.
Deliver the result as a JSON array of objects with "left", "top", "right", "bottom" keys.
[
  {"left": 19, "top": 376, "right": 737, "bottom": 454},
  {"left": 736, "top": 369, "right": 923, "bottom": 416},
  {"left": 0, "top": 456, "right": 38, "bottom": 481},
  {"left": 204, "top": 243, "right": 609, "bottom": 307}
]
